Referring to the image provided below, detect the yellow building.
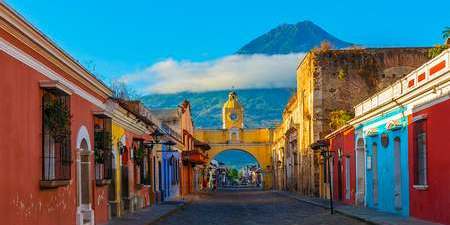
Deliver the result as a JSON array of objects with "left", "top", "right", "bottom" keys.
[
  {"left": 271, "top": 94, "right": 301, "bottom": 192},
  {"left": 109, "top": 100, "right": 150, "bottom": 217},
  {"left": 194, "top": 91, "right": 273, "bottom": 190}
]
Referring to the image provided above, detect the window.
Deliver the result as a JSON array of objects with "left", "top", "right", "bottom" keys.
[
  {"left": 140, "top": 154, "right": 150, "bottom": 185},
  {"left": 132, "top": 139, "right": 149, "bottom": 185},
  {"left": 414, "top": 119, "right": 427, "bottom": 186},
  {"left": 149, "top": 154, "right": 152, "bottom": 186},
  {"left": 42, "top": 89, "right": 71, "bottom": 182},
  {"left": 94, "top": 115, "right": 113, "bottom": 182},
  {"left": 345, "top": 156, "right": 351, "bottom": 200}
]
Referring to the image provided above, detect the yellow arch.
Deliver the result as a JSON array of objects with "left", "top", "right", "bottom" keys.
[
  {"left": 209, "top": 148, "right": 262, "bottom": 167},
  {"left": 195, "top": 128, "right": 273, "bottom": 190}
]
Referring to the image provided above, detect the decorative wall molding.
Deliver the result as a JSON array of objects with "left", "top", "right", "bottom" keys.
[{"left": 0, "top": 37, "right": 106, "bottom": 109}]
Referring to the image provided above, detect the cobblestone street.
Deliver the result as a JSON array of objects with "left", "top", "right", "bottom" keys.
[{"left": 155, "top": 190, "right": 368, "bottom": 225}]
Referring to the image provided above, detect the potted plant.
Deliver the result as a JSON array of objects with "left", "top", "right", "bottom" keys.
[{"left": 43, "top": 96, "right": 71, "bottom": 144}]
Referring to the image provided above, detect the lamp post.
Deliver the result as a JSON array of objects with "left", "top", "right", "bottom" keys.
[
  {"left": 144, "top": 129, "right": 177, "bottom": 152},
  {"left": 310, "top": 139, "right": 334, "bottom": 214}
]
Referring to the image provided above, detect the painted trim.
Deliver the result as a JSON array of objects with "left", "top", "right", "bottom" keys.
[
  {"left": 412, "top": 94, "right": 450, "bottom": 113},
  {"left": 412, "top": 114, "right": 427, "bottom": 122},
  {"left": 0, "top": 37, "right": 106, "bottom": 110},
  {"left": 76, "top": 125, "right": 91, "bottom": 151},
  {"left": 0, "top": 3, "right": 112, "bottom": 97},
  {"left": 361, "top": 113, "right": 405, "bottom": 132}
]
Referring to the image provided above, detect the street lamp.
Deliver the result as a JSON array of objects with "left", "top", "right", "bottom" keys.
[
  {"left": 143, "top": 129, "right": 177, "bottom": 152},
  {"left": 310, "top": 139, "right": 334, "bottom": 214}
]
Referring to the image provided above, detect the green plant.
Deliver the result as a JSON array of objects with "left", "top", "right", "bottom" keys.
[
  {"left": 443, "top": 26, "right": 450, "bottom": 40},
  {"left": 134, "top": 146, "right": 145, "bottom": 164},
  {"left": 428, "top": 44, "right": 448, "bottom": 59},
  {"left": 94, "top": 149, "right": 104, "bottom": 163},
  {"left": 329, "top": 110, "right": 353, "bottom": 130},
  {"left": 43, "top": 95, "right": 71, "bottom": 143}
]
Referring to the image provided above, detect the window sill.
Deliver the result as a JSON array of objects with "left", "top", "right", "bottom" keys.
[
  {"left": 96, "top": 179, "right": 111, "bottom": 186},
  {"left": 40, "top": 180, "right": 71, "bottom": 189},
  {"left": 413, "top": 185, "right": 429, "bottom": 190}
]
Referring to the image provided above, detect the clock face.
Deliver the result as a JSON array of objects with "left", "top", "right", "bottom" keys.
[{"left": 229, "top": 112, "right": 238, "bottom": 121}]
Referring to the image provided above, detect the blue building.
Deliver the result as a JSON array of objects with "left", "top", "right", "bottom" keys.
[
  {"left": 354, "top": 107, "right": 409, "bottom": 216},
  {"left": 161, "top": 144, "right": 181, "bottom": 201}
]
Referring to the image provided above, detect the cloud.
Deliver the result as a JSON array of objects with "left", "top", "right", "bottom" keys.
[{"left": 120, "top": 53, "right": 305, "bottom": 94}]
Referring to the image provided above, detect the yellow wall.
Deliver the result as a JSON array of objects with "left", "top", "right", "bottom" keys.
[
  {"left": 195, "top": 128, "right": 273, "bottom": 190},
  {"left": 195, "top": 128, "right": 272, "bottom": 144},
  {"left": 222, "top": 92, "right": 244, "bottom": 129},
  {"left": 111, "top": 122, "right": 125, "bottom": 216},
  {"left": 296, "top": 52, "right": 321, "bottom": 196}
]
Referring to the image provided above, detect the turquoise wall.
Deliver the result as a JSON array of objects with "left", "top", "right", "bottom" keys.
[{"left": 355, "top": 107, "right": 410, "bottom": 216}]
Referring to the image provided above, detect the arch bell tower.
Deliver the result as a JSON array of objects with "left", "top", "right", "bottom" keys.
[
  {"left": 194, "top": 91, "right": 274, "bottom": 190},
  {"left": 222, "top": 91, "right": 244, "bottom": 129}
]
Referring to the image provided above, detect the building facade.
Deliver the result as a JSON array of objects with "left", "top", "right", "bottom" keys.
[
  {"left": 406, "top": 50, "right": 450, "bottom": 224},
  {"left": 0, "top": 4, "right": 194, "bottom": 224},
  {"left": 0, "top": 3, "right": 115, "bottom": 224},
  {"left": 349, "top": 48, "right": 450, "bottom": 222},
  {"left": 353, "top": 108, "right": 410, "bottom": 216},
  {"left": 325, "top": 126, "right": 356, "bottom": 205},
  {"left": 271, "top": 94, "right": 300, "bottom": 191},
  {"left": 296, "top": 48, "right": 430, "bottom": 197}
]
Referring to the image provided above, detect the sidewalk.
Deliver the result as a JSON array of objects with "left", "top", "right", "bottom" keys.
[
  {"left": 278, "top": 191, "right": 441, "bottom": 225},
  {"left": 107, "top": 195, "right": 199, "bottom": 225}
]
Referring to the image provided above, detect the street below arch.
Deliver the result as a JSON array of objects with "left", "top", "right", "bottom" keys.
[{"left": 154, "top": 190, "right": 367, "bottom": 225}]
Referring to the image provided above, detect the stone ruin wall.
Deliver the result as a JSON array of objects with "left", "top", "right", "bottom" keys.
[{"left": 313, "top": 48, "right": 430, "bottom": 138}]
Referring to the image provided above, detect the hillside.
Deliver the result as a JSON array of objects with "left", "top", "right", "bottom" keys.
[{"left": 141, "top": 88, "right": 295, "bottom": 128}]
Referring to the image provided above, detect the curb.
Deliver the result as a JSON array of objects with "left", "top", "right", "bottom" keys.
[{"left": 276, "top": 192, "right": 378, "bottom": 225}]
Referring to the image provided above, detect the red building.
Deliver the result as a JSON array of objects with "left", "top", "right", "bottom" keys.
[
  {"left": 409, "top": 98, "right": 450, "bottom": 224},
  {"left": 0, "top": 3, "right": 113, "bottom": 225},
  {"left": 326, "top": 126, "right": 356, "bottom": 205}
]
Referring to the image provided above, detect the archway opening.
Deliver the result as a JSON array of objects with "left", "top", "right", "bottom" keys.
[{"left": 211, "top": 149, "right": 262, "bottom": 189}]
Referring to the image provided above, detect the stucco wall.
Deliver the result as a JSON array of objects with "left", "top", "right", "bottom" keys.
[
  {"left": 409, "top": 98, "right": 450, "bottom": 224},
  {"left": 296, "top": 48, "right": 430, "bottom": 197},
  {"left": 355, "top": 108, "right": 409, "bottom": 216},
  {"left": 0, "top": 50, "right": 110, "bottom": 225},
  {"left": 330, "top": 128, "right": 356, "bottom": 205}
]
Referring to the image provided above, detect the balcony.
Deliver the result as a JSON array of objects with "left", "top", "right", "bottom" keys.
[{"left": 182, "top": 150, "right": 208, "bottom": 165}]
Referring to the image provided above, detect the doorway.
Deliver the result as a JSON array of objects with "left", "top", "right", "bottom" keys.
[
  {"left": 372, "top": 143, "right": 378, "bottom": 206},
  {"left": 337, "top": 149, "right": 343, "bottom": 201},
  {"left": 77, "top": 138, "right": 94, "bottom": 225},
  {"left": 393, "top": 137, "right": 402, "bottom": 210},
  {"left": 356, "top": 138, "right": 366, "bottom": 206},
  {"left": 158, "top": 161, "right": 163, "bottom": 201}
]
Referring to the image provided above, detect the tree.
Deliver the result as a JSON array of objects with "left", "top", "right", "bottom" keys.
[
  {"left": 442, "top": 26, "right": 450, "bottom": 40},
  {"left": 428, "top": 44, "right": 448, "bottom": 59},
  {"left": 427, "top": 27, "right": 450, "bottom": 59},
  {"left": 329, "top": 110, "right": 353, "bottom": 130},
  {"left": 110, "top": 80, "right": 141, "bottom": 100}
]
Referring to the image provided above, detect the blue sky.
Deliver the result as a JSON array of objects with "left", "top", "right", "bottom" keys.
[
  {"left": 214, "top": 150, "right": 259, "bottom": 170},
  {"left": 5, "top": 0, "right": 450, "bottom": 93}
]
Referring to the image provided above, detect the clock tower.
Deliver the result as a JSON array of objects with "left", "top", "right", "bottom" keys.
[{"left": 222, "top": 91, "right": 244, "bottom": 129}]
